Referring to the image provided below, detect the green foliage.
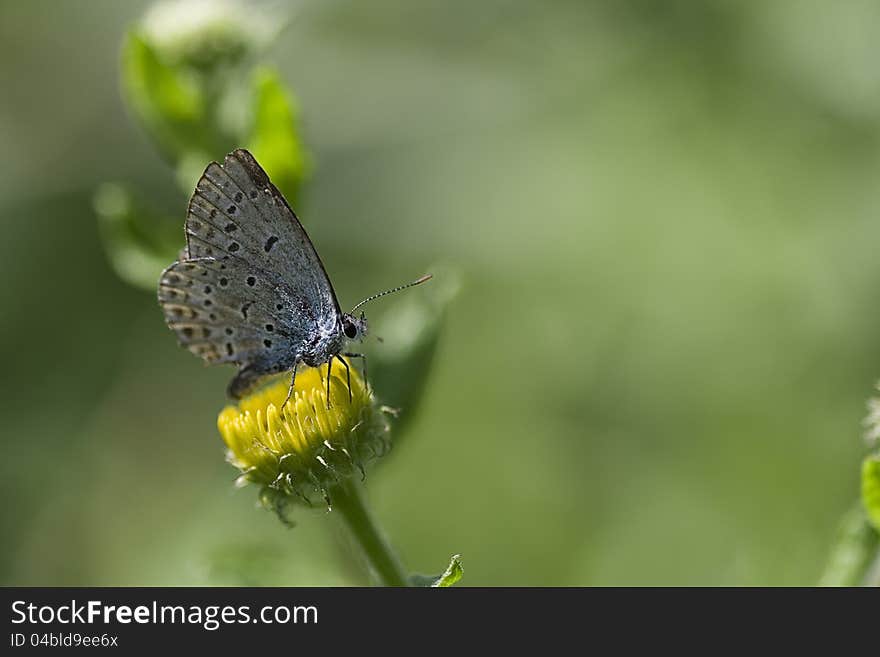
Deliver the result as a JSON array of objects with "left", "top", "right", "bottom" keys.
[
  {"left": 247, "top": 67, "right": 310, "bottom": 202},
  {"left": 862, "top": 455, "right": 880, "bottom": 532},
  {"left": 94, "top": 183, "right": 180, "bottom": 290},
  {"left": 820, "top": 404, "right": 880, "bottom": 585},
  {"left": 102, "top": 4, "right": 309, "bottom": 291},
  {"left": 371, "top": 267, "right": 460, "bottom": 433},
  {"left": 121, "top": 31, "right": 214, "bottom": 162},
  {"left": 818, "top": 506, "right": 879, "bottom": 586},
  {"left": 411, "top": 554, "right": 464, "bottom": 587}
]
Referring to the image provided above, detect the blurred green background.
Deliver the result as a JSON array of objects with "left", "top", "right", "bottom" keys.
[{"left": 2, "top": 0, "right": 879, "bottom": 586}]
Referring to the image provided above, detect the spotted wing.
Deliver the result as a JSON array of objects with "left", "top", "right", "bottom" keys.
[
  {"left": 158, "top": 257, "right": 299, "bottom": 375},
  {"left": 183, "top": 149, "right": 341, "bottom": 332}
]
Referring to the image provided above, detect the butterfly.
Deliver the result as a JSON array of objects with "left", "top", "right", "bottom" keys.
[{"left": 157, "top": 148, "right": 431, "bottom": 405}]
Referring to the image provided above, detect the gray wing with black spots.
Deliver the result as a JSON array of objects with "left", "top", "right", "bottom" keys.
[
  {"left": 184, "top": 149, "right": 341, "bottom": 334},
  {"left": 158, "top": 257, "right": 300, "bottom": 375}
]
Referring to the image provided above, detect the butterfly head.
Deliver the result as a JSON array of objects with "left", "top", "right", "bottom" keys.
[
  {"left": 342, "top": 274, "right": 432, "bottom": 345},
  {"left": 342, "top": 312, "right": 368, "bottom": 342}
]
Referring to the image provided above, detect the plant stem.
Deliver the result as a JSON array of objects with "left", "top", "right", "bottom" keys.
[{"left": 331, "top": 478, "right": 410, "bottom": 586}]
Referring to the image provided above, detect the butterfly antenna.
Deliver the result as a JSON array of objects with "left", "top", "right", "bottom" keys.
[{"left": 350, "top": 274, "right": 433, "bottom": 313}]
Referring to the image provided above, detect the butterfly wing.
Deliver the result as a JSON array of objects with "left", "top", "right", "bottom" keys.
[
  {"left": 158, "top": 150, "right": 342, "bottom": 397},
  {"left": 158, "top": 257, "right": 295, "bottom": 369},
  {"left": 185, "top": 149, "right": 341, "bottom": 327}
]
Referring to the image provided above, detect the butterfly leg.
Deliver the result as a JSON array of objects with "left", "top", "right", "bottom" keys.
[
  {"left": 325, "top": 358, "right": 332, "bottom": 409},
  {"left": 343, "top": 352, "right": 368, "bottom": 394},
  {"left": 336, "top": 355, "right": 353, "bottom": 404},
  {"left": 281, "top": 363, "right": 298, "bottom": 410}
]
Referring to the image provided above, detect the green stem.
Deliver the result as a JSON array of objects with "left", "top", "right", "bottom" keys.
[{"left": 331, "top": 478, "right": 410, "bottom": 587}]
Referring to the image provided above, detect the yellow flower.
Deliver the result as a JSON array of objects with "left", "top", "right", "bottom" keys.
[{"left": 218, "top": 358, "right": 390, "bottom": 511}]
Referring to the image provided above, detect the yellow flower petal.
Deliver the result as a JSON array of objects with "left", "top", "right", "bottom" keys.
[{"left": 217, "top": 358, "right": 389, "bottom": 505}]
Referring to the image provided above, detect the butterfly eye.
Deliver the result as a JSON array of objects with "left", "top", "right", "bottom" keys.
[{"left": 344, "top": 322, "right": 358, "bottom": 339}]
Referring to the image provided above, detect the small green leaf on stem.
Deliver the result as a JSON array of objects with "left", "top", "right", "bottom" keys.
[
  {"left": 94, "top": 183, "right": 181, "bottom": 291},
  {"left": 862, "top": 454, "right": 880, "bottom": 532},
  {"left": 246, "top": 67, "right": 310, "bottom": 203},
  {"left": 122, "top": 31, "right": 213, "bottom": 160},
  {"left": 411, "top": 554, "right": 464, "bottom": 587},
  {"left": 818, "top": 504, "right": 879, "bottom": 586},
  {"left": 433, "top": 554, "right": 464, "bottom": 587}
]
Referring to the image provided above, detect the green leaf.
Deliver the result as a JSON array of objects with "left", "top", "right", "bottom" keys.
[
  {"left": 411, "top": 554, "right": 464, "bottom": 587},
  {"left": 862, "top": 454, "right": 880, "bottom": 532},
  {"left": 246, "top": 67, "right": 310, "bottom": 203},
  {"left": 371, "top": 266, "right": 461, "bottom": 434},
  {"left": 433, "top": 554, "right": 464, "bottom": 587},
  {"left": 121, "top": 30, "right": 213, "bottom": 161},
  {"left": 94, "top": 183, "right": 181, "bottom": 291},
  {"left": 818, "top": 504, "right": 879, "bottom": 586},
  {"left": 176, "top": 150, "right": 215, "bottom": 197}
]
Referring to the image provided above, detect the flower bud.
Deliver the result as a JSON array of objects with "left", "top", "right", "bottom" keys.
[
  {"left": 218, "top": 359, "right": 391, "bottom": 512},
  {"left": 140, "top": 0, "right": 277, "bottom": 70}
]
